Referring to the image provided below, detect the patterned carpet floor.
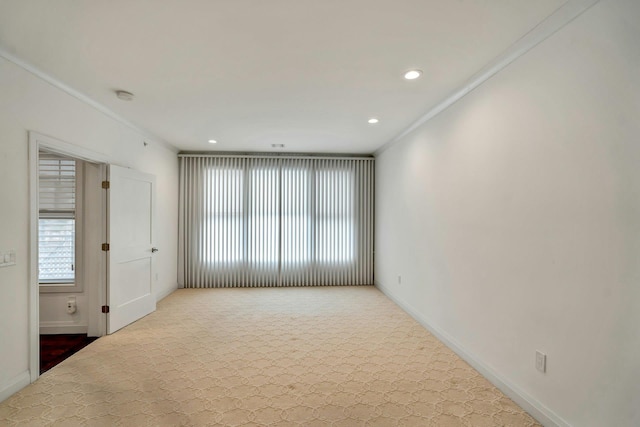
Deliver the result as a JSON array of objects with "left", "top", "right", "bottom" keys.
[{"left": 0, "top": 286, "right": 540, "bottom": 426}]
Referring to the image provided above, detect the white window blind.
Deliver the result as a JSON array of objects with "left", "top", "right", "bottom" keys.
[
  {"left": 179, "top": 156, "right": 374, "bottom": 287},
  {"left": 38, "top": 152, "right": 76, "bottom": 283}
]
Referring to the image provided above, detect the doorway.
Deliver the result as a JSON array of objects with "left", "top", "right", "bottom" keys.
[
  {"left": 29, "top": 132, "right": 109, "bottom": 381},
  {"left": 37, "top": 149, "right": 105, "bottom": 373},
  {"left": 29, "top": 131, "right": 158, "bottom": 382}
]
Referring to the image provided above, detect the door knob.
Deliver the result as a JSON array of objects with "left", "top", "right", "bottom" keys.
[{"left": 151, "top": 247, "right": 159, "bottom": 253}]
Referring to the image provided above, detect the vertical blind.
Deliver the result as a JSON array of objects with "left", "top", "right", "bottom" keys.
[
  {"left": 179, "top": 155, "right": 374, "bottom": 287},
  {"left": 38, "top": 152, "right": 76, "bottom": 283}
]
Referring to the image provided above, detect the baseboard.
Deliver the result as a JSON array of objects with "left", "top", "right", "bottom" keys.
[
  {"left": 40, "top": 322, "right": 88, "bottom": 335},
  {"left": 156, "top": 283, "right": 178, "bottom": 302},
  {"left": 0, "top": 371, "right": 30, "bottom": 403},
  {"left": 374, "top": 280, "right": 571, "bottom": 427}
]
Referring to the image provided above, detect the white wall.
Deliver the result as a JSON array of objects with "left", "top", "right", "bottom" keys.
[
  {"left": 375, "top": 0, "right": 640, "bottom": 426},
  {"left": 40, "top": 293, "right": 89, "bottom": 334},
  {"left": 0, "top": 55, "right": 179, "bottom": 398}
]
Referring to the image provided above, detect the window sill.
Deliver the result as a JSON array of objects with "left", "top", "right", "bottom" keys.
[{"left": 39, "top": 283, "right": 83, "bottom": 293}]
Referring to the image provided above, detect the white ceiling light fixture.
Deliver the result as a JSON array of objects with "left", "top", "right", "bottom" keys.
[
  {"left": 368, "top": 118, "right": 379, "bottom": 124},
  {"left": 208, "top": 139, "right": 217, "bottom": 144},
  {"left": 115, "top": 90, "right": 134, "bottom": 101},
  {"left": 403, "top": 69, "right": 423, "bottom": 80}
]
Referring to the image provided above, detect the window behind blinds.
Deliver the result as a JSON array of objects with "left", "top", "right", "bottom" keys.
[
  {"left": 179, "top": 156, "right": 374, "bottom": 288},
  {"left": 38, "top": 152, "right": 76, "bottom": 283}
]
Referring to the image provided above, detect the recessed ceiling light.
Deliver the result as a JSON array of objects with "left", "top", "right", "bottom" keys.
[
  {"left": 368, "top": 118, "right": 379, "bottom": 124},
  {"left": 115, "top": 90, "right": 134, "bottom": 101},
  {"left": 271, "top": 144, "right": 285, "bottom": 148},
  {"left": 403, "top": 69, "right": 423, "bottom": 80},
  {"left": 208, "top": 139, "right": 217, "bottom": 144}
]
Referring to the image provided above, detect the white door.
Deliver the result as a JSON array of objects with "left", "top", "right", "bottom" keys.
[{"left": 107, "top": 165, "right": 157, "bottom": 333}]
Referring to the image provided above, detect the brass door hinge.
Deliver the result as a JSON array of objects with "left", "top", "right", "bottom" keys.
[
  {"left": 101, "top": 305, "right": 110, "bottom": 313},
  {"left": 101, "top": 243, "right": 110, "bottom": 251},
  {"left": 102, "top": 180, "right": 110, "bottom": 189}
]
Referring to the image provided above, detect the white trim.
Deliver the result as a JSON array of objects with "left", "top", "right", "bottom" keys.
[
  {"left": 375, "top": 0, "right": 600, "bottom": 156},
  {"left": 28, "top": 137, "right": 39, "bottom": 383},
  {"left": 156, "top": 285, "right": 177, "bottom": 303},
  {"left": 85, "top": 163, "right": 108, "bottom": 338},
  {"left": 375, "top": 280, "right": 571, "bottom": 427},
  {"left": 0, "top": 371, "right": 30, "bottom": 404},
  {"left": 0, "top": 49, "right": 178, "bottom": 154},
  {"left": 31, "top": 132, "right": 110, "bottom": 164},
  {"left": 28, "top": 132, "right": 110, "bottom": 384},
  {"left": 39, "top": 322, "right": 88, "bottom": 335}
]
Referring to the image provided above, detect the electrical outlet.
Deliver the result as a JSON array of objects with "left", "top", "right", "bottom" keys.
[
  {"left": 536, "top": 351, "right": 546, "bottom": 373},
  {"left": 67, "top": 297, "right": 77, "bottom": 315},
  {"left": 0, "top": 249, "right": 16, "bottom": 268}
]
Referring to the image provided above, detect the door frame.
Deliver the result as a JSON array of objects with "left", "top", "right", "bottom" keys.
[{"left": 28, "top": 131, "right": 110, "bottom": 382}]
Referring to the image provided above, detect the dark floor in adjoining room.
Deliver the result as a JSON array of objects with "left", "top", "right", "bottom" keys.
[{"left": 40, "top": 334, "right": 98, "bottom": 374}]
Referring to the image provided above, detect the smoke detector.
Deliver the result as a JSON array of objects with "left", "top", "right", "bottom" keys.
[{"left": 115, "top": 90, "right": 134, "bottom": 101}]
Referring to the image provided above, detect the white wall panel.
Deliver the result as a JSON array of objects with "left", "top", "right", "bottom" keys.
[{"left": 375, "top": 0, "right": 640, "bottom": 425}]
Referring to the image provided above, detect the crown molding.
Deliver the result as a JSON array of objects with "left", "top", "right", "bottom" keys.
[
  {"left": 375, "top": 0, "right": 600, "bottom": 157},
  {"left": 0, "top": 47, "right": 179, "bottom": 154}
]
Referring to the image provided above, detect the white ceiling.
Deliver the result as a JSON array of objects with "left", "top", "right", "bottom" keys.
[{"left": 0, "top": 0, "right": 565, "bottom": 153}]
